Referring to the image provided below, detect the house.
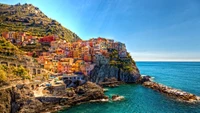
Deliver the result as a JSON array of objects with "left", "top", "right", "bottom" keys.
[
  {"left": 66, "top": 51, "right": 73, "bottom": 58},
  {"left": 58, "top": 40, "right": 67, "bottom": 49},
  {"left": 93, "top": 44, "right": 101, "bottom": 54},
  {"left": 83, "top": 54, "right": 92, "bottom": 62},
  {"left": 60, "top": 58, "right": 74, "bottom": 65},
  {"left": 50, "top": 41, "right": 59, "bottom": 50},
  {"left": 100, "top": 43, "right": 108, "bottom": 55},
  {"left": 82, "top": 45, "right": 90, "bottom": 54},
  {"left": 2, "top": 32, "right": 26, "bottom": 45},
  {"left": 97, "top": 37, "right": 106, "bottom": 44},
  {"left": 39, "top": 35, "right": 56, "bottom": 45},
  {"left": 64, "top": 65, "right": 73, "bottom": 74},
  {"left": 66, "top": 42, "right": 72, "bottom": 51},
  {"left": 114, "top": 42, "right": 119, "bottom": 50},
  {"left": 51, "top": 60, "right": 58, "bottom": 72},
  {"left": 107, "top": 39, "right": 115, "bottom": 49},
  {"left": 56, "top": 48, "right": 64, "bottom": 55},
  {"left": 89, "top": 40, "right": 94, "bottom": 47},
  {"left": 72, "top": 41, "right": 78, "bottom": 48},
  {"left": 57, "top": 62, "right": 64, "bottom": 73},
  {"left": 1, "top": 32, "right": 9, "bottom": 39},
  {"left": 76, "top": 39, "right": 82, "bottom": 47},
  {"left": 2, "top": 31, "right": 15, "bottom": 41},
  {"left": 72, "top": 60, "right": 85, "bottom": 73},
  {"left": 107, "top": 39, "right": 114, "bottom": 43},
  {"left": 16, "top": 32, "right": 26, "bottom": 44},
  {"left": 37, "top": 56, "right": 45, "bottom": 64},
  {"left": 73, "top": 50, "right": 79, "bottom": 59},
  {"left": 44, "top": 60, "right": 53, "bottom": 71}
]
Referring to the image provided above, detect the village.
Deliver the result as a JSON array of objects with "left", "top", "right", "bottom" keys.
[{"left": 1, "top": 31, "right": 129, "bottom": 88}]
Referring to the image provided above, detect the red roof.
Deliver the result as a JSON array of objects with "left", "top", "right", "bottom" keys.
[{"left": 39, "top": 36, "right": 55, "bottom": 43}]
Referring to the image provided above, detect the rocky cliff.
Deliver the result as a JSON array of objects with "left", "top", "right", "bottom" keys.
[
  {"left": 89, "top": 49, "right": 141, "bottom": 83},
  {"left": 89, "top": 64, "right": 140, "bottom": 83},
  {"left": 0, "top": 82, "right": 106, "bottom": 113},
  {"left": 0, "top": 84, "right": 44, "bottom": 113}
]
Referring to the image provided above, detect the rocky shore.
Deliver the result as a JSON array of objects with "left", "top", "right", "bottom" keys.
[
  {"left": 98, "top": 77, "right": 124, "bottom": 88},
  {"left": 142, "top": 81, "right": 200, "bottom": 103},
  {"left": 0, "top": 82, "right": 107, "bottom": 113}
]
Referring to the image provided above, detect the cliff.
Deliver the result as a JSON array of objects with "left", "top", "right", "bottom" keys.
[
  {"left": 0, "top": 84, "right": 44, "bottom": 113},
  {"left": 89, "top": 51, "right": 141, "bottom": 83},
  {"left": 89, "top": 64, "right": 140, "bottom": 83},
  {"left": 0, "top": 3, "right": 80, "bottom": 41}
]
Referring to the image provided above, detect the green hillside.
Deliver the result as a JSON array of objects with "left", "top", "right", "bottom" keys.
[{"left": 0, "top": 3, "right": 80, "bottom": 42}]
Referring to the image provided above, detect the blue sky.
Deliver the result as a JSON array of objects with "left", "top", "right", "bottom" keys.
[{"left": 1, "top": 0, "right": 200, "bottom": 61}]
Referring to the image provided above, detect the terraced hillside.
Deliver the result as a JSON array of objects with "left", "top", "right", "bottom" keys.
[{"left": 0, "top": 3, "right": 80, "bottom": 42}]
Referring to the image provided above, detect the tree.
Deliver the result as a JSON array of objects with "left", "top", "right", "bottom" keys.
[{"left": 13, "top": 66, "right": 29, "bottom": 79}]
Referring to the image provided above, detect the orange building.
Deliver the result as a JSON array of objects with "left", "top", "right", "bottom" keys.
[
  {"left": 83, "top": 54, "right": 92, "bottom": 62},
  {"left": 57, "top": 62, "right": 64, "bottom": 73},
  {"left": 56, "top": 48, "right": 64, "bottom": 55},
  {"left": 2, "top": 32, "right": 9, "bottom": 39},
  {"left": 44, "top": 60, "right": 53, "bottom": 71}
]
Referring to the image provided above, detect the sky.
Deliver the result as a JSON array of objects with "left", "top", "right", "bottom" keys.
[{"left": 1, "top": 0, "right": 200, "bottom": 61}]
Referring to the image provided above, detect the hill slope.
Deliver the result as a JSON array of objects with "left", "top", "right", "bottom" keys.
[{"left": 0, "top": 3, "right": 80, "bottom": 41}]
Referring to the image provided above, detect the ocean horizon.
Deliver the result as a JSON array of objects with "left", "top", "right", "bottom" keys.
[{"left": 60, "top": 61, "right": 200, "bottom": 113}]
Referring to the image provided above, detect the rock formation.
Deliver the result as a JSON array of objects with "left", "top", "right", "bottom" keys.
[
  {"left": 142, "top": 81, "right": 200, "bottom": 103},
  {"left": 89, "top": 64, "right": 141, "bottom": 83},
  {"left": 0, "top": 84, "right": 44, "bottom": 113},
  {"left": 0, "top": 82, "right": 106, "bottom": 113}
]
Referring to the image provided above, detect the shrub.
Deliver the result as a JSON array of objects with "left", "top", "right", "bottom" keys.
[
  {"left": 13, "top": 66, "right": 29, "bottom": 79},
  {"left": 0, "top": 69, "right": 7, "bottom": 81}
]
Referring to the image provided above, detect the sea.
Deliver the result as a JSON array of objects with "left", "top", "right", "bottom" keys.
[{"left": 59, "top": 62, "right": 200, "bottom": 113}]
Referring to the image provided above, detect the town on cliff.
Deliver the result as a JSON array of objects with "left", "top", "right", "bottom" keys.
[
  {"left": 0, "top": 31, "right": 141, "bottom": 112},
  {"left": 0, "top": 3, "right": 199, "bottom": 113},
  {"left": 1, "top": 31, "right": 134, "bottom": 77}
]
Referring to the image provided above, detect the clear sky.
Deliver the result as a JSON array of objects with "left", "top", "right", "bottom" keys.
[{"left": 1, "top": 0, "right": 200, "bottom": 61}]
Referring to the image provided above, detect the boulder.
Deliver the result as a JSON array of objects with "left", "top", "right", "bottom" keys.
[{"left": 112, "top": 95, "right": 124, "bottom": 101}]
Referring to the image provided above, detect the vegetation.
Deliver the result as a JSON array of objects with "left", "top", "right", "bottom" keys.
[
  {"left": 0, "top": 3, "right": 80, "bottom": 42},
  {"left": 109, "top": 49, "right": 136, "bottom": 72},
  {"left": 0, "top": 37, "right": 23, "bottom": 56},
  {"left": 0, "top": 69, "right": 7, "bottom": 81},
  {"left": 13, "top": 66, "right": 30, "bottom": 79},
  {"left": 0, "top": 65, "right": 30, "bottom": 84}
]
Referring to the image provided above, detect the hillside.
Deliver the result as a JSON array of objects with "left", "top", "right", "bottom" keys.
[
  {"left": 0, "top": 37, "right": 23, "bottom": 59},
  {"left": 0, "top": 3, "right": 80, "bottom": 42}
]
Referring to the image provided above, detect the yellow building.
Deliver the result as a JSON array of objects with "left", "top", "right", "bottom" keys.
[{"left": 44, "top": 60, "right": 53, "bottom": 71}]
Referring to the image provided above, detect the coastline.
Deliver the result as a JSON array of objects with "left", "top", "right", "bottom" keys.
[
  {"left": 142, "top": 80, "right": 200, "bottom": 103},
  {"left": 43, "top": 76, "right": 200, "bottom": 112}
]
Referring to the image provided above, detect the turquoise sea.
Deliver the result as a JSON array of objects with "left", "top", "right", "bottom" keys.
[{"left": 59, "top": 62, "right": 200, "bottom": 113}]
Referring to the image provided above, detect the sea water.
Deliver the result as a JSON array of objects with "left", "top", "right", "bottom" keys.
[{"left": 59, "top": 62, "right": 200, "bottom": 113}]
